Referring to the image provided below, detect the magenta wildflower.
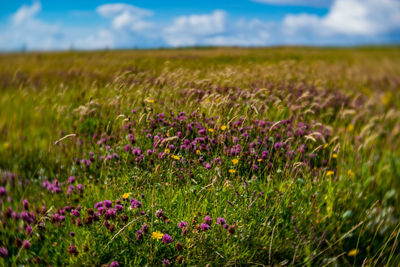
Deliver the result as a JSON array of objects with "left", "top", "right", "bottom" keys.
[
  {"left": 22, "top": 240, "right": 31, "bottom": 250},
  {"left": 0, "top": 247, "right": 8, "bottom": 258},
  {"left": 178, "top": 221, "right": 188, "bottom": 228},
  {"left": 0, "top": 187, "right": 6, "bottom": 196},
  {"left": 67, "top": 176, "right": 75, "bottom": 184},
  {"left": 71, "top": 209, "right": 80, "bottom": 217},
  {"left": 203, "top": 215, "right": 212, "bottom": 225},
  {"left": 26, "top": 225, "right": 33, "bottom": 235},
  {"left": 104, "top": 200, "right": 112, "bottom": 208},
  {"left": 162, "top": 234, "right": 173, "bottom": 244},
  {"left": 130, "top": 199, "right": 142, "bottom": 208},
  {"left": 110, "top": 261, "right": 120, "bottom": 267},
  {"left": 216, "top": 217, "right": 226, "bottom": 225},
  {"left": 22, "top": 199, "right": 29, "bottom": 210},
  {"left": 115, "top": 204, "right": 123, "bottom": 211},
  {"left": 201, "top": 223, "right": 210, "bottom": 231},
  {"left": 162, "top": 259, "right": 171, "bottom": 266}
]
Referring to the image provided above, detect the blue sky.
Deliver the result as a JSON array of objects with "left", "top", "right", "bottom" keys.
[{"left": 0, "top": 0, "right": 399, "bottom": 51}]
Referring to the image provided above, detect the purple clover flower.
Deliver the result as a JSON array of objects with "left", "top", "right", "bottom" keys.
[
  {"left": 201, "top": 223, "right": 210, "bottom": 231},
  {"left": 178, "top": 221, "right": 188, "bottom": 228},
  {"left": 162, "top": 234, "right": 173, "bottom": 244}
]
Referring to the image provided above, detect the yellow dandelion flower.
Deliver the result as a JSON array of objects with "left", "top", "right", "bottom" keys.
[
  {"left": 326, "top": 171, "right": 334, "bottom": 176},
  {"left": 348, "top": 249, "right": 359, "bottom": 257},
  {"left": 229, "top": 169, "right": 236, "bottom": 174},
  {"left": 122, "top": 193, "right": 130, "bottom": 199},
  {"left": 151, "top": 231, "right": 164, "bottom": 240},
  {"left": 164, "top": 148, "right": 170, "bottom": 154},
  {"left": 146, "top": 98, "right": 155, "bottom": 104},
  {"left": 347, "top": 124, "right": 354, "bottom": 132},
  {"left": 221, "top": 125, "right": 227, "bottom": 131},
  {"left": 208, "top": 128, "right": 214, "bottom": 133},
  {"left": 171, "top": 155, "right": 180, "bottom": 160},
  {"left": 196, "top": 150, "right": 201, "bottom": 155},
  {"left": 257, "top": 159, "right": 262, "bottom": 162},
  {"left": 332, "top": 153, "right": 338, "bottom": 159},
  {"left": 232, "top": 159, "right": 239, "bottom": 165}
]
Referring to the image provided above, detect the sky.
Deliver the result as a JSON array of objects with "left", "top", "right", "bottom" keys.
[{"left": 0, "top": 0, "right": 399, "bottom": 51}]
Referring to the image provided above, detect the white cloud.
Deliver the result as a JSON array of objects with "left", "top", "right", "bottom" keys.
[
  {"left": 12, "top": 1, "right": 42, "bottom": 24},
  {"left": 252, "top": 0, "right": 333, "bottom": 8},
  {"left": 96, "top": 3, "right": 154, "bottom": 32},
  {"left": 164, "top": 10, "right": 226, "bottom": 46},
  {"left": 283, "top": 0, "right": 400, "bottom": 36}
]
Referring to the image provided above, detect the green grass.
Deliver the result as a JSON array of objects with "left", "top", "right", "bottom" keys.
[{"left": 0, "top": 47, "right": 400, "bottom": 266}]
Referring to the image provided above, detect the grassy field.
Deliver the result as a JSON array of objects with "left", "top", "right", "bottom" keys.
[{"left": 0, "top": 47, "right": 400, "bottom": 266}]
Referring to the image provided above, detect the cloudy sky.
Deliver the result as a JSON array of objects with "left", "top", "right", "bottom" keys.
[{"left": 0, "top": 0, "right": 399, "bottom": 51}]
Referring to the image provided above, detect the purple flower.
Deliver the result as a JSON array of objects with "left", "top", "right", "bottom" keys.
[
  {"left": 115, "top": 204, "right": 123, "bottom": 211},
  {"left": 0, "top": 247, "right": 8, "bottom": 258},
  {"left": 26, "top": 225, "right": 33, "bottom": 235},
  {"left": 205, "top": 163, "right": 212, "bottom": 170},
  {"left": 67, "top": 185, "right": 75, "bottom": 195},
  {"left": 72, "top": 209, "right": 80, "bottom": 217},
  {"left": 76, "top": 184, "right": 83, "bottom": 192},
  {"left": 203, "top": 215, "right": 212, "bottom": 225},
  {"left": 94, "top": 201, "right": 103, "bottom": 209},
  {"left": 68, "top": 176, "right": 76, "bottom": 184},
  {"left": 68, "top": 244, "right": 78, "bottom": 255},
  {"left": 156, "top": 209, "right": 165, "bottom": 218},
  {"left": 216, "top": 217, "right": 226, "bottom": 225},
  {"left": 104, "top": 200, "right": 113, "bottom": 208},
  {"left": 201, "top": 223, "right": 210, "bottom": 231},
  {"left": 105, "top": 209, "right": 116, "bottom": 219},
  {"left": 124, "top": 144, "right": 131, "bottom": 152},
  {"left": 22, "top": 199, "right": 29, "bottom": 210},
  {"left": 70, "top": 232, "right": 75, "bottom": 237},
  {"left": 162, "top": 259, "right": 171, "bottom": 266},
  {"left": 110, "top": 261, "right": 120, "bottom": 267},
  {"left": 162, "top": 234, "right": 173, "bottom": 244},
  {"left": 22, "top": 240, "right": 31, "bottom": 249},
  {"left": 130, "top": 199, "right": 142, "bottom": 209},
  {"left": 0, "top": 187, "right": 6, "bottom": 196},
  {"left": 136, "top": 229, "right": 143, "bottom": 240},
  {"left": 274, "top": 142, "right": 281, "bottom": 150},
  {"left": 178, "top": 221, "right": 188, "bottom": 228}
]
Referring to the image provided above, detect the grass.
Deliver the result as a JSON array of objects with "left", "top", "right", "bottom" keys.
[{"left": 0, "top": 47, "right": 400, "bottom": 266}]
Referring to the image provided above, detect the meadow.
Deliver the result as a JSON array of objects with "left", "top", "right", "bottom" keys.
[{"left": 0, "top": 47, "right": 400, "bottom": 266}]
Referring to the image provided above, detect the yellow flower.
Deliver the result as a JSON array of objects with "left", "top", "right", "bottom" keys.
[
  {"left": 348, "top": 249, "right": 359, "bottom": 257},
  {"left": 232, "top": 159, "right": 239, "bottom": 165},
  {"left": 171, "top": 155, "right": 180, "bottom": 160},
  {"left": 3, "top": 142, "right": 9, "bottom": 149},
  {"left": 208, "top": 128, "right": 214, "bottom": 133},
  {"left": 196, "top": 150, "right": 201, "bottom": 155},
  {"left": 348, "top": 170, "right": 355, "bottom": 177},
  {"left": 347, "top": 124, "right": 354, "bottom": 132},
  {"left": 122, "top": 193, "right": 130, "bottom": 199},
  {"left": 147, "top": 98, "right": 155, "bottom": 104},
  {"left": 326, "top": 171, "right": 334, "bottom": 176},
  {"left": 152, "top": 231, "right": 164, "bottom": 240},
  {"left": 332, "top": 153, "right": 338, "bottom": 159},
  {"left": 229, "top": 169, "right": 236, "bottom": 174},
  {"left": 164, "top": 148, "right": 170, "bottom": 154},
  {"left": 221, "top": 125, "right": 227, "bottom": 131},
  {"left": 323, "top": 143, "right": 328, "bottom": 149},
  {"left": 257, "top": 159, "right": 262, "bottom": 162}
]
